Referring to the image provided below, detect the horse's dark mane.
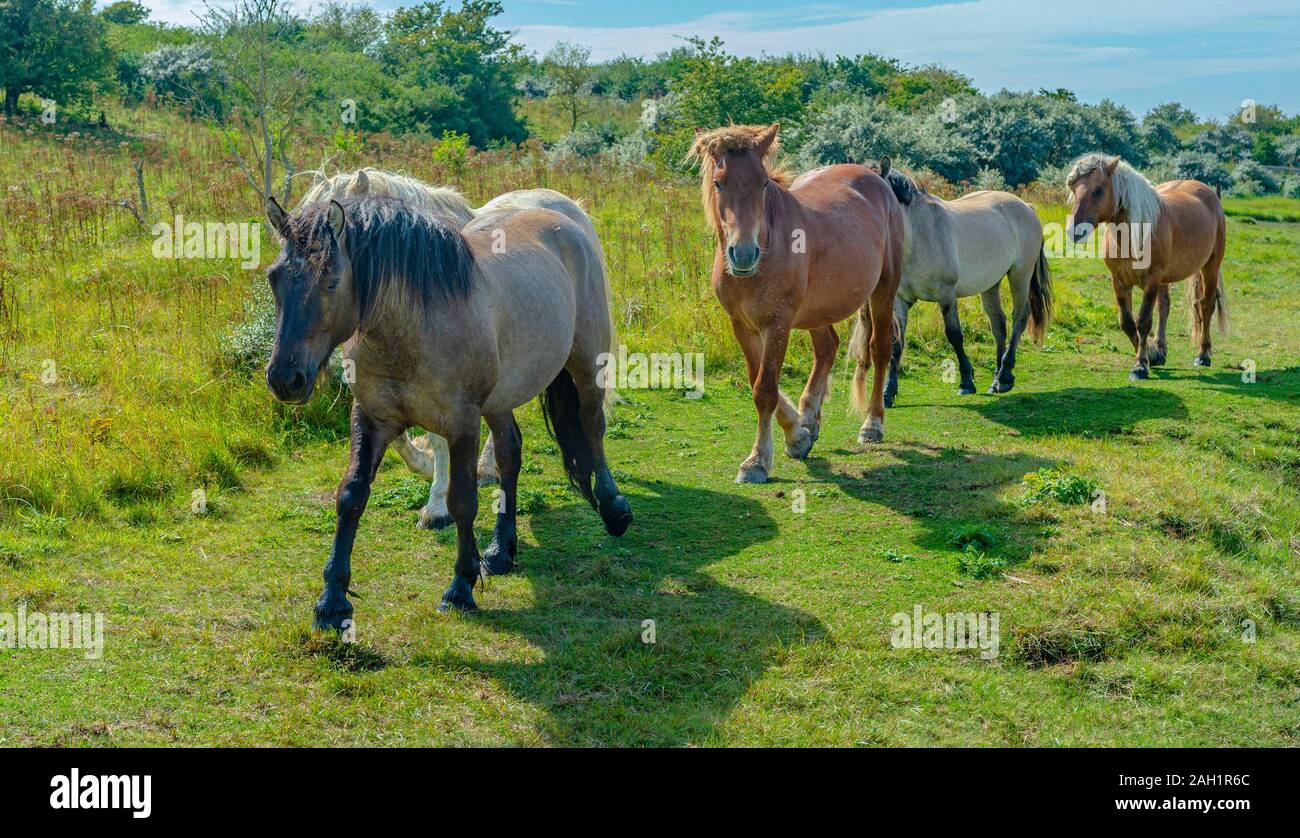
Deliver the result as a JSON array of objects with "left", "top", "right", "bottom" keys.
[
  {"left": 884, "top": 169, "right": 922, "bottom": 206},
  {"left": 287, "top": 195, "right": 474, "bottom": 322}
]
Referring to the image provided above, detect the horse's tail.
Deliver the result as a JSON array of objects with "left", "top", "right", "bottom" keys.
[
  {"left": 1215, "top": 279, "right": 1230, "bottom": 336},
  {"left": 538, "top": 368, "right": 598, "bottom": 510},
  {"left": 1027, "top": 245, "right": 1053, "bottom": 344}
]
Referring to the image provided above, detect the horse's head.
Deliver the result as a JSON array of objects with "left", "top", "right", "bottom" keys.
[
  {"left": 693, "top": 123, "right": 780, "bottom": 277},
  {"left": 1066, "top": 155, "right": 1122, "bottom": 243},
  {"left": 263, "top": 197, "right": 357, "bottom": 404}
]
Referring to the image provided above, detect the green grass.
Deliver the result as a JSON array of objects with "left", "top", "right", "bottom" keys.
[{"left": 2, "top": 106, "right": 1299, "bottom": 745}]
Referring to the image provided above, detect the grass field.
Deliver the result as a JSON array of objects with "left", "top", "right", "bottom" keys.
[{"left": 2, "top": 108, "right": 1299, "bottom": 746}]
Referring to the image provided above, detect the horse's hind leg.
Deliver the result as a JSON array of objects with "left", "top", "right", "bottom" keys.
[
  {"left": 1149, "top": 286, "right": 1170, "bottom": 366},
  {"left": 316, "top": 404, "right": 398, "bottom": 630},
  {"left": 858, "top": 292, "right": 894, "bottom": 443},
  {"left": 884, "top": 296, "right": 912, "bottom": 408},
  {"left": 477, "top": 430, "right": 500, "bottom": 485},
  {"left": 980, "top": 285, "right": 1007, "bottom": 394},
  {"left": 939, "top": 293, "right": 976, "bottom": 396},
  {"left": 789, "top": 325, "right": 838, "bottom": 459},
  {"left": 481, "top": 412, "right": 520, "bottom": 576},
  {"left": 1192, "top": 260, "right": 1223, "bottom": 367},
  {"left": 566, "top": 366, "right": 633, "bottom": 535},
  {"left": 993, "top": 265, "right": 1032, "bottom": 393}
]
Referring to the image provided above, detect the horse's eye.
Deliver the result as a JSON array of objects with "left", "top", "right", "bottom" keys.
[
  {"left": 713, "top": 180, "right": 722, "bottom": 191},
  {"left": 1092, "top": 187, "right": 1104, "bottom": 198}
]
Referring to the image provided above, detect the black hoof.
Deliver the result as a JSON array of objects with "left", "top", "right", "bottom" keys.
[
  {"left": 990, "top": 377, "right": 1015, "bottom": 394},
  {"left": 1129, "top": 366, "right": 1150, "bottom": 381},
  {"left": 957, "top": 385, "right": 977, "bottom": 396},
  {"left": 438, "top": 576, "right": 477, "bottom": 612},
  {"left": 884, "top": 389, "right": 897, "bottom": 409},
  {"left": 1148, "top": 352, "right": 1166, "bottom": 367},
  {"left": 313, "top": 590, "right": 353, "bottom": 632},
  {"left": 599, "top": 494, "right": 633, "bottom": 537},
  {"left": 482, "top": 538, "right": 516, "bottom": 576},
  {"left": 1193, "top": 355, "right": 1211, "bottom": 367},
  {"left": 418, "top": 511, "right": 454, "bottom": 531}
]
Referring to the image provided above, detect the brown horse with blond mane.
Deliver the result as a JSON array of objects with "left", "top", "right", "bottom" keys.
[
  {"left": 1066, "top": 153, "right": 1228, "bottom": 379},
  {"left": 690, "top": 123, "right": 905, "bottom": 483}
]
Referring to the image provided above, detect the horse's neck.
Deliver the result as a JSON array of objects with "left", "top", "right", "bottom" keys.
[{"left": 763, "top": 182, "right": 798, "bottom": 244}]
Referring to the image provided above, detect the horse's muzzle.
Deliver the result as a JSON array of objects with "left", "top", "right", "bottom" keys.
[
  {"left": 266, "top": 362, "right": 315, "bottom": 404},
  {"left": 726, "top": 243, "right": 761, "bottom": 277}
]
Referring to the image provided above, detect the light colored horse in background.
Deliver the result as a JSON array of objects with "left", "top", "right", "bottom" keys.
[
  {"left": 298, "top": 167, "right": 605, "bottom": 528},
  {"left": 865, "top": 167, "right": 1052, "bottom": 405}
]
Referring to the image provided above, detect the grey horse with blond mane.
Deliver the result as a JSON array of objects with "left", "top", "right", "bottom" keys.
[{"left": 298, "top": 168, "right": 606, "bottom": 529}]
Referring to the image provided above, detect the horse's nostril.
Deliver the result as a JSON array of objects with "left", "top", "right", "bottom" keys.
[{"left": 290, "top": 370, "right": 306, "bottom": 392}]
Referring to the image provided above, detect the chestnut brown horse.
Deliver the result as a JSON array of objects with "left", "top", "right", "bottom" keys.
[
  {"left": 690, "top": 124, "right": 905, "bottom": 483},
  {"left": 1066, "top": 153, "right": 1228, "bottom": 380}
]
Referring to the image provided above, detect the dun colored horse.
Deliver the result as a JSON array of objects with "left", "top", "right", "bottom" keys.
[
  {"left": 690, "top": 124, "right": 905, "bottom": 483},
  {"left": 1066, "top": 153, "right": 1228, "bottom": 379},
  {"left": 869, "top": 168, "right": 1052, "bottom": 404},
  {"left": 263, "top": 192, "right": 631, "bottom": 626},
  {"left": 299, "top": 168, "right": 603, "bottom": 531}
]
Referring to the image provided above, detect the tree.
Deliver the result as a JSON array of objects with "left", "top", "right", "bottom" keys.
[
  {"left": 195, "top": 0, "right": 307, "bottom": 202},
  {"left": 100, "top": 0, "right": 147, "bottom": 25},
  {"left": 379, "top": 0, "right": 525, "bottom": 146},
  {"left": 543, "top": 41, "right": 592, "bottom": 131},
  {"left": 0, "top": 0, "right": 113, "bottom": 116}
]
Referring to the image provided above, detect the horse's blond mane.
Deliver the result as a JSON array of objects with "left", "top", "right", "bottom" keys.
[
  {"left": 299, "top": 167, "right": 476, "bottom": 225},
  {"left": 688, "top": 125, "right": 792, "bottom": 238},
  {"left": 1066, "top": 153, "right": 1163, "bottom": 232}
]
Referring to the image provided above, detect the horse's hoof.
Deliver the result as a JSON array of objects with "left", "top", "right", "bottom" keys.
[
  {"left": 313, "top": 590, "right": 353, "bottom": 632},
  {"left": 858, "top": 419, "right": 884, "bottom": 444},
  {"left": 1193, "top": 355, "right": 1211, "bottom": 367},
  {"left": 1148, "top": 352, "right": 1166, "bottom": 367},
  {"left": 735, "top": 464, "right": 769, "bottom": 484},
  {"left": 599, "top": 494, "right": 633, "bottom": 536},
  {"left": 784, "top": 427, "right": 814, "bottom": 460},
  {"left": 958, "top": 385, "right": 977, "bottom": 396},
  {"left": 884, "top": 392, "right": 896, "bottom": 409},
  {"left": 418, "top": 509, "right": 454, "bottom": 530},
  {"left": 438, "top": 577, "right": 478, "bottom": 613},
  {"left": 1129, "top": 366, "right": 1150, "bottom": 381},
  {"left": 482, "top": 539, "right": 516, "bottom": 576}
]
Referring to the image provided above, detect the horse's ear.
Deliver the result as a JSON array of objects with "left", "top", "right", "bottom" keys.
[
  {"left": 266, "top": 196, "right": 289, "bottom": 239},
  {"left": 755, "top": 123, "right": 779, "bottom": 156},
  {"left": 328, "top": 200, "right": 347, "bottom": 244},
  {"left": 879, "top": 156, "right": 892, "bottom": 178},
  {"left": 1105, "top": 156, "right": 1121, "bottom": 175},
  {"left": 354, "top": 168, "right": 370, "bottom": 193},
  {"left": 311, "top": 169, "right": 325, "bottom": 186}
]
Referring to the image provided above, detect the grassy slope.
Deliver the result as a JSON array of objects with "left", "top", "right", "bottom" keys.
[{"left": 2, "top": 110, "right": 1299, "bottom": 746}]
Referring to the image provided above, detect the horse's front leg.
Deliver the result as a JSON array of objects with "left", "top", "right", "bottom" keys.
[
  {"left": 939, "top": 295, "right": 976, "bottom": 395},
  {"left": 316, "top": 405, "right": 398, "bottom": 631},
  {"left": 481, "top": 412, "right": 520, "bottom": 576},
  {"left": 885, "top": 297, "right": 911, "bottom": 408},
  {"left": 790, "top": 325, "right": 839, "bottom": 459},
  {"left": 1130, "top": 279, "right": 1160, "bottom": 381},
  {"left": 439, "top": 418, "right": 483, "bottom": 612},
  {"left": 737, "top": 322, "right": 795, "bottom": 483}
]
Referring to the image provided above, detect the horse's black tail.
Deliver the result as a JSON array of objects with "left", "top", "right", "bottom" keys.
[
  {"left": 1027, "top": 245, "right": 1053, "bottom": 344},
  {"left": 538, "top": 368, "right": 597, "bottom": 509}
]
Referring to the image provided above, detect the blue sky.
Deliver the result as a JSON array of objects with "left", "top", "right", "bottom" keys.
[{"left": 142, "top": 0, "right": 1300, "bottom": 120}]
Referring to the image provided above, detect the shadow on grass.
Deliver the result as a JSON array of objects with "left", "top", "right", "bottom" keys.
[
  {"left": 972, "top": 386, "right": 1187, "bottom": 437},
  {"left": 808, "top": 443, "right": 1057, "bottom": 565},
  {"left": 1165, "top": 365, "right": 1300, "bottom": 405},
  {"left": 432, "top": 477, "right": 826, "bottom": 746}
]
